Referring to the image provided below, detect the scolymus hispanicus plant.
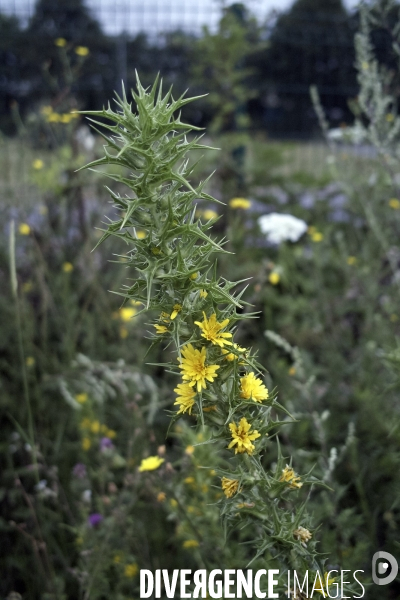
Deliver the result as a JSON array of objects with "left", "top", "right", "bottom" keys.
[{"left": 80, "top": 75, "right": 329, "bottom": 588}]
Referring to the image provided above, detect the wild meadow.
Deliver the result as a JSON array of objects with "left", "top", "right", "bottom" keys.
[{"left": 1, "top": 2, "right": 400, "bottom": 599}]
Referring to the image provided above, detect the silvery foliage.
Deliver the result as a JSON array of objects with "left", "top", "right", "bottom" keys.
[{"left": 258, "top": 212, "right": 308, "bottom": 245}]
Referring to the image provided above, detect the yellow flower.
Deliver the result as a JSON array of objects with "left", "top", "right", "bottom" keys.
[
  {"left": 157, "top": 491, "right": 166, "bottom": 502},
  {"left": 240, "top": 372, "right": 269, "bottom": 402},
  {"left": 203, "top": 209, "right": 218, "bottom": 220},
  {"left": 190, "top": 272, "right": 198, "bottom": 280},
  {"left": 106, "top": 429, "right": 116, "bottom": 439},
  {"left": 55, "top": 37, "right": 67, "bottom": 47},
  {"left": 75, "top": 46, "right": 89, "bottom": 57},
  {"left": 82, "top": 437, "right": 91, "bottom": 451},
  {"left": 32, "top": 159, "right": 44, "bottom": 170},
  {"left": 170, "top": 303, "right": 182, "bottom": 320},
  {"left": 228, "top": 417, "right": 261, "bottom": 455},
  {"left": 124, "top": 563, "right": 138, "bottom": 578},
  {"left": 313, "top": 573, "right": 337, "bottom": 595},
  {"left": 280, "top": 465, "right": 303, "bottom": 489},
  {"left": 311, "top": 232, "right": 323, "bottom": 242},
  {"left": 183, "top": 539, "right": 199, "bottom": 549},
  {"left": 179, "top": 344, "right": 220, "bottom": 392},
  {"left": 174, "top": 382, "right": 196, "bottom": 415},
  {"left": 389, "top": 198, "right": 400, "bottom": 209},
  {"left": 75, "top": 393, "right": 88, "bottom": 404},
  {"left": 288, "top": 366, "right": 296, "bottom": 376},
  {"left": 170, "top": 498, "right": 178, "bottom": 508},
  {"left": 26, "top": 356, "right": 35, "bottom": 367},
  {"left": 153, "top": 324, "right": 168, "bottom": 334},
  {"left": 119, "top": 307, "right": 136, "bottom": 321},
  {"left": 221, "top": 477, "right": 240, "bottom": 498},
  {"left": 90, "top": 420, "right": 100, "bottom": 434},
  {"left": 113, "top": 553, "right": 122, "bottom": 564},
  {"left": 62, "top": 262, "right": 73, "bottom": 273},
  {"left": 199, "top": 289, "right": 208, "bottom": 299},
  {"left": 269, "top": 272, "right": 280, "bottom": 285},
  {"left": 41, "top": 106, "right": 53, "bottom": 116},
  {"left": 60, "top": 113, "right": 73, "bottom": 124},
  {"left": 136, "top": 229, "right": 147, "bottom": 239},
  {"left": 47, "top": 112, "right": 61, "bottom": 123},
  {"left": 347, "top": 256, "right": 357, "bottom": 265},
  {"left": 138, "top": 456, "right": 165, "bottom": 472},
  {"left": 229, "top": 197, "right": 251, "bottom": 209},
  {"left": 19, "top": 223, "right": 31, "bottom": 235},
  {"left": 185, "top": 445, "right": 195, "bottom": 455},
  {"left": 222, "top": 343, "right": 246, "bottom": 361},
  {"left": 194, "top": 312, "right": 232, "bottom": 348},
  {"left": 184, "top": 476, "right": 195, "bottom": 484},
  {"left": 293, "top": 526, "right": 312, "bottom": 545}
]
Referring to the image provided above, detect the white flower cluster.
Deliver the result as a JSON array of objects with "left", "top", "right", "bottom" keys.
[{"left": 258, "top": 213, "right": 307, "bottom": 245}]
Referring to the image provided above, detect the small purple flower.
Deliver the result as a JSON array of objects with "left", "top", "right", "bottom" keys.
[
  {"left": 100, "top": 437, "right": 114, "bottom": 451},
  {"left": 73, "top": 463, "right": 87, "bottom": 479},
  {"left": 88, "top": 513, "right": 103, "bottom": 528}
]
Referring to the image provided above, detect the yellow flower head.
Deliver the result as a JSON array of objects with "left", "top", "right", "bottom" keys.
[
  {"left": 153, "top": 324, "right": 168, "bottom": 334},
  {"left": 194, "top": 312, "right": 232, "bottom": 347},
  {"left": 240, "top": 372, "right": 269, "bottom": 402},
  {"left": 75, "top": 46, "right": 89, "bottom": 56},
  {"left": 82, "top": 437, "right": 91, "bottom": 451},
  {"left": 62, "top": 262, "right": 73, "bottom": 273},
  {"left": 184, "top": 476, "right": 195, "bottom": 484},
  {"left": 32, "top": 159, "right": 44, "bottom": 170},
  {"left": 190, "top": 272, "right": 199, "bottom": 280},
  {"left": 293, "top": 526, "right": 312, "bottom": 545},
  {"left": 313, "top": 573, "right": 337, "bottom": 595},
  {"left": 124, "top": 563, "right": 138, "bottom": 578},
  {"left": 90, "top": 420, "right": 100, "bottom": 434},
  {"left": 280, "top": 465, "right": 303, "bottom": 489},
  {"left": 26, "top": 356, "right": 35, "bottom": 367},
  {"left": 179, "top": 344, "right": 220, "bottom": 392},
  {"left": 311, "top": 231, "right": 323, "bottom": 242},
  {"left": 185, "top": 445, "right": 195, "bottom": 455},
  {"left": 203, "top": 209, "right": 218, "bottom": 220},
  {"left": 174, "top": 382, "right": 196, "bottom": 415},
  {"left": 136, "top": 229, "right": 147, "bottom": 239},
  {"left": 119, "top": 307, "right": 137, "bottom": 321},
  {"left": 269, "top": 272, "right": 280, "bottom": 285},
  {"left": 221, "top": 477, "right": 240, "bottom": 498},
  {"left": 170, "top": 303, "right": 182, "bottom": 320},
  {"left": 199, "top": 289, "right": 208, "bottom": 299},
  {"left": 229, "top": 197, "right": 251, "bottom": 209},
  {"left": 347, "top": 256, "right": 357, "bottom": 265},
  {"left": 55, "top": 37, "right": 67, "bottom": 47},
  {"left": 183, "top": 539, "right": 199, "bottom": 549},
  {"left": 113, "top": 553, "right": 122, "bottom": 564},
  {"left": 228, "top": 417, "right": 261, "bottom": 455},
  {"left": 157, "top": 491, "right": 166, "bottom": 502},
  {"left": 75, "top": 393, "right": 88, "bottom": 404},
  {"left": 138, "top": 456, "right": 165, "bottom": 472},
  {"left": 222, "top": 343, "right": 247, "bottom": 361},
  {"left": 389, "top": 198, "right": 400, "bottom": 210},
  {"left": 19, "top": 223, "right": 31, "bottom": 236}
]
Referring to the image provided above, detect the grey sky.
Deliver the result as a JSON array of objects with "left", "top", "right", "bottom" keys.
[{"left": 0, "top": 0, "right": 361, "bottom": 36}]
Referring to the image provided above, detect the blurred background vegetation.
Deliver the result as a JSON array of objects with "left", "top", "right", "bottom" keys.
[{"left": 1, "top": 0, "right": 400, "bottom": 598}]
